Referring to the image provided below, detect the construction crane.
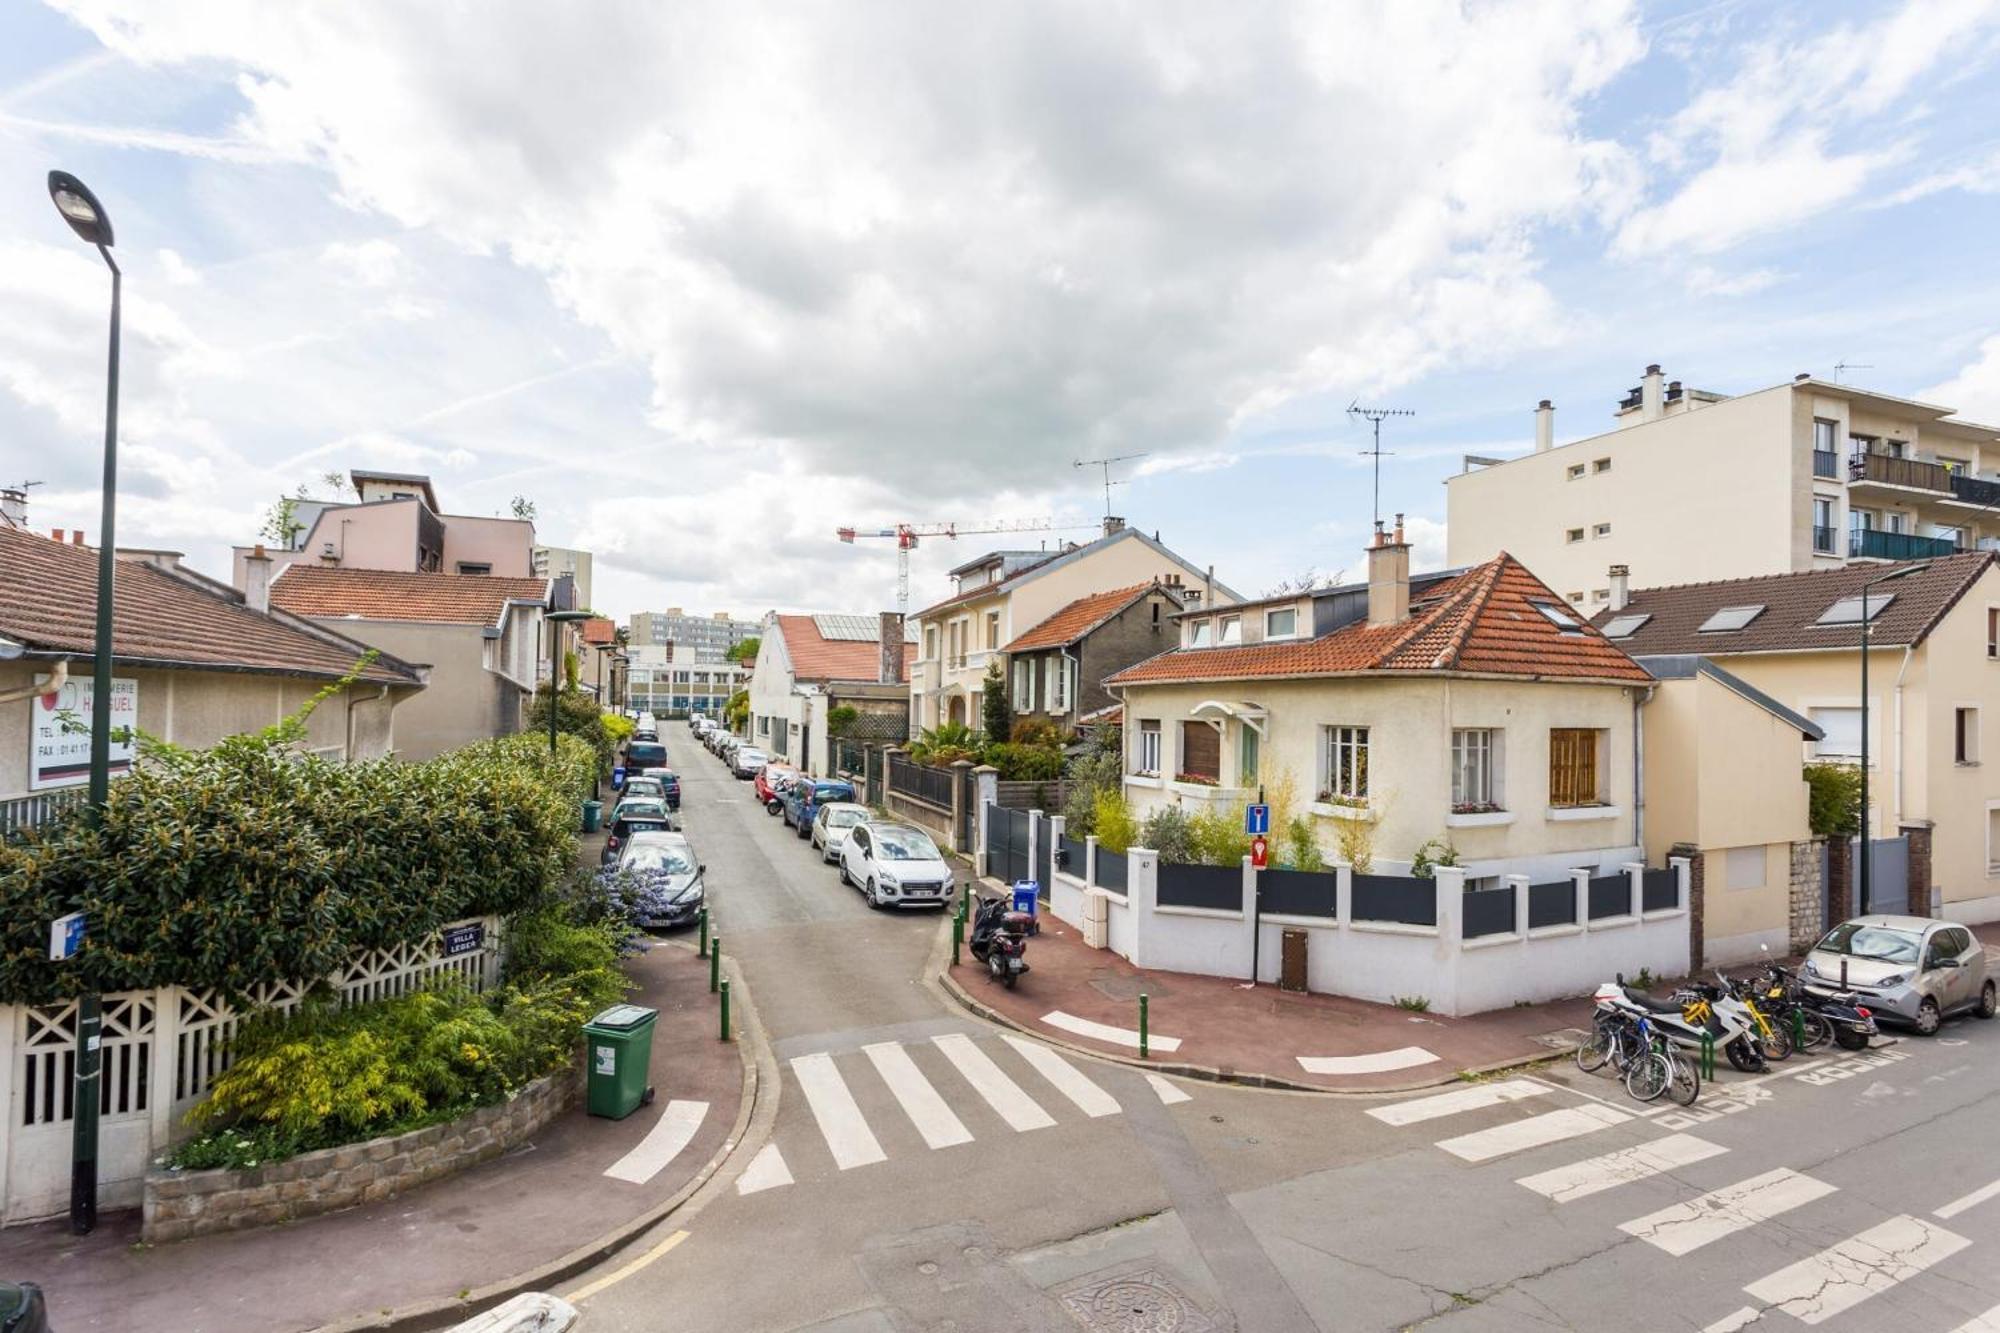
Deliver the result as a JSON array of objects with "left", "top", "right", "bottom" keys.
[{"left": 835, "top": 517, "right": 1096, "bottom": 618}]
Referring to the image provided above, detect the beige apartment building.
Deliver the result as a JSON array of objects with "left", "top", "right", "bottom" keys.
[
  {"left": 909, "top": 518, "right": 1238, "bottom": 734},
  {"left": 1446, "top": 365, "right": 2000, "bottom": 610}
]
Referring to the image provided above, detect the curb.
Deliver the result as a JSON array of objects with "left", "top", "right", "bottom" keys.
[
  {"left": 928, "top": 912, "right": 1562, "bottom": 1098},
  {"left": 312, "top": 947, "right": 769, "bottom": 1333}
]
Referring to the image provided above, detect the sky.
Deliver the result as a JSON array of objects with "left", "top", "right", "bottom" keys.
[{"left": 3, "top": 0, "right": 2000, "bottom": 624}]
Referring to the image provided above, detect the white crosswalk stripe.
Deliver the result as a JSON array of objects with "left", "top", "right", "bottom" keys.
[
  {"left": 1952, "top": 1303, "right": 2000, "bottom": 1332},
  {"left": 1366, "top": 1079, "right": 1550, "bottom": 1127},
  {"left": 791, "top": 1052, "right": 886, "bottom": 1169},
  {"left": 735, "top": 1143, "right": 793, "bottom": 1195},
  {"left": 1741, "top": 1214, "right": 1968, "bottom": 1325},
  {"left": 933, "top": 1032, "right": 1057, "bottom": 1131},
  {"left": 1147, "top": 1073, "right": 1192, "bottom": 1105},
  {"left": 1436, "top": 1103, "right": 1629, "bottom": 1163},
  {"left": 603, "top": 1099, "right": 708, "bottom": 1184},
  {"left": 1001, "top": 1034, "right": 1121, "bottom": 1118},
  {"left": 864, "top": 1040, "right": 973, "bottom": 1149},
  {"left": 1618, "top": 1168, "right": 1836, "bottom": 1256},
  {"left": 1516, "top": 1133, "right": 1727, "bottom": 1203}
]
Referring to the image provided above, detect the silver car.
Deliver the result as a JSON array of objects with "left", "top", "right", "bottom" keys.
[
  {"left": 811, "top": 801, "right": 869, "bottom": 864},
  {"left": 1802, "top": 914, "right": 1995, "bottom": 1035},
  {"left": 732, "top": 746, "right": 769, "bottom": 780}
]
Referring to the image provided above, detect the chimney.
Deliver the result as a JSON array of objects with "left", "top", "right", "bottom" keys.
[
  {"left": 878, "top": 610, "right": 905, "bottom": 685},
  {"left": 1641, "top": 364, "right": 1664, "bottom": 422},
  {"left": 1367, "top": 513, "right": 1412, "bottom": 627},
  {"left": 1534, "top": 400, "right": 1554, "bottom": 453},
  {"left": 1608, "top": 564, "right": 1630, "bottom": 613},
  {"left": 71, "top": 530, "right": 85, "bottom": 546},
  {"left": 50, "top": 528, "right": 62, "bottom": 542},
  {"left": 0, "top": 487, "right": 25, "bottom": 531},
  {"left": 244, "top": 544, "right": 274, "bottom": 614},
  {"left": 1102, "top": 515, "right": 1125, "bottom": 537}
]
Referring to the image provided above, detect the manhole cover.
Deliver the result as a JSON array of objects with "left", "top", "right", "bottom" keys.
[{"left": 1053, "top": 1263, "right": 1218, "bottom": 1333}]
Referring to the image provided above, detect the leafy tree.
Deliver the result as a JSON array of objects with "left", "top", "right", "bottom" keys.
[
  {"left": 509, "top": 495, "right": 537, "bottom": 522},
  {"left": 725, "top": 636, "right": 761, "bottom": 665},
  {"left": 1062, "top": 724, "right": 1123, "bottom": 834},
  {"left": 723, "top": 689, "right": 749, "bottom": 731},
  {"left": 981, "top": 662, "right": 1009, "bottom": 741},
  {"left": 527, "top": 683, "right": 612, "bottom": 768},
  {"left": 1804, "top": 762, "right": 1863, "bottom": 836},
  {"left": 259, "top": 494, "right": 305, "bottom": 548},
  {"left": 1410, "top": 837, "right": 1460, "bottom": 878},
  {"left": 826, "top": 704, "right": 859, "bottom": 737}
]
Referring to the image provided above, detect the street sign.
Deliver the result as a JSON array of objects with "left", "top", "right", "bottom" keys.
[
  {"left": 1250, "top": 835, "right": 1269, "bottom": 869},
  {"left": 442, "top": 923, "right": 486, "bottom": 957},
  {"left": 1245, "top": 803, "right": 1270, "bottom": 836},
  {"left": 49, "top": 912, "right": 85, "bottom": 962}
]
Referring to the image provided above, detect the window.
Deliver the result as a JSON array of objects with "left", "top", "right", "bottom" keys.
[
  {"left": 986, "top": 611, "right": 1000, "bottom": 650},
  {"left": 1814, "top": 498, "right": 1835, "bottom": 553},
  {"left": 1566, "top": 527, "right": 1585, "bottom": 543},
  {"left": 456, "top": 562, "right": 492, "bottom": 576},
  {"left": 1813, "top": 419, "right": 1837, "bottom": 453},
  {"left": 1265, "top": 607, "right": 1297, "bottom": 639},
  {"left": 1137, "top": 720, "right": 1162, "bottom": 776},
  {"left": 1567, "top": 463, "right": 1585, "bottom": 480},
  {"left": 1012, "top": 657, "right": 1034, "bottom": 712},
  {"left": 1047, "top": 657, "right": 1071, "bottom": 714},
  {"left": 1957, "top": 707, "right": 1979, "bottom": 764},
  {"left": 1593, "top": 457, "right": 1612, "bottom": 473},
  {"left": 1593, "top": 523, "right": 1611, "bottom": 539},
  {"left": 1179, "top": 721, "right": 1221, "bottom": 783},
  {"left": 1849, "top": 433, "right": 1877, "bottom": 459},
  {"left": 1885, "top": 439, "right": 1908, "bottom": 459},
  {"left": 1320, "top": 726, "right": 1369, "bottom": 803},
  {"left": 1601, "top": 613, "right": 1650, "bottom": 639},
  {"left": 1809, "top": 706, "right": 1862, "bottom": 759},
  {"left": 925, "top": 626, "right": 939, "bottom": 660},
  {"left": 1817, "top": 594, "right": 1893, "bottom": 626},
  {"left": 1592, "top": 589, "right": 1610, "bottom": 602},
  {"left": 1189, "top": 620, "right": 1213, "bottom": 648},
  {"left": 1239, "top": 726, "right": 1260, "bottom": 786},
  {"left": 1533, "top": 601, "right": 1582, "bottom": 631},
  {"left": 1567, "top": 591, "right": 1585, "bottom": 604},
  {"left": 1451, "top": 729, "right": 1500, "bottom": 809},
  {"left": 1219, "top": 615, "right": 1242, "bottom": 645},
  {"left": 1548, "top": 728, "right": 1605, "bottom": 806},
  {"left": 1698, "top": 604, "right": 1766, "bottom": 633},
  {"left": 1726, "top": 847, "right": 1766, "bottom": 891},
  {"left": 1989, "top": 608, "right": 1998, "bottom": 659}
]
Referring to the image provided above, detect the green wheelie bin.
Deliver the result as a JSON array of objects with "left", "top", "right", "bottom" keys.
[{"left": 583, "top": 1003, "right": 658, "bottom": 1119}]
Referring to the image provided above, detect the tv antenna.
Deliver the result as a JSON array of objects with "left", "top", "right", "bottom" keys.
[
  {"left": 1073, "top": 453, "right": 1150, "bottom": 517},
  {"left": 1833, "top": 359, "right": 1873, "bottom": 384},
  {"left": 1346, "top": 402, "right": 1414, "bottom": 530}
]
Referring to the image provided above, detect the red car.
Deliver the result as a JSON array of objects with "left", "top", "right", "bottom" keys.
[{"left": 754, "top": 764, "right": 800, "bottom": 812}]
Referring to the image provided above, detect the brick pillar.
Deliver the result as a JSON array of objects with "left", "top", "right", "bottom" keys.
[
  {"left": 1826, "top": 836, "right": 1852, "bottom": 924},
  {"left": 1900, "top": 822, "right": 1933, "bottom": 917},
  {"left": 1685, "top": 849, "right": 1706, "bottom": 973}
]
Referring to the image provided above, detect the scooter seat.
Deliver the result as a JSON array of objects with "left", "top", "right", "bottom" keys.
[{"left": 1621, "top": 987, "right": 1684, "bottom": 1014}]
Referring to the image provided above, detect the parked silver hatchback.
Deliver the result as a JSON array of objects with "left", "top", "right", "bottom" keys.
[{"left": 1802, "top": 915, "right": 1995, "bottom": 1035}]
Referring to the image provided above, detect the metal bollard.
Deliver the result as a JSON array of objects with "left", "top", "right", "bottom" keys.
[
  {"left": 720, "top": 978, "right": 731, "bottom": 1041},
  {"left": 1139, "top": 992, "right": 1150, "bottom": 1060},
  {"left": 952, "top": 913, "right": 963, "bottom": 967},
  {"left": 710, "top": 936, "right": 721, "bottom": 994},
  {"left": 1792, "top": 1009, "right": 1806, "bottom": 1049},
  {"left": 1700, "top": 1033, "right": 1715, "bottom": 1080},
  {"left": 697, "top": 907, "right": 709, "bottom": 959}
]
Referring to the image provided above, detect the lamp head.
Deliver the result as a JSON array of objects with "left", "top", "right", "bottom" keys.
[{"left": 47, "top": 171, "right": 113, "bottom": 247}]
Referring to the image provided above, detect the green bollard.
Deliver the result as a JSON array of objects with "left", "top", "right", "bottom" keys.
[
  {"left": 1139, "top": 992, "right": 1150, "bottom": 1060},
  {"left": 697, "top": 907, "right": 709, "bottom": 959},
  {"left": 1792, "top": 1008, "right": 1806, "bottom": 1050},
  {"left": 720, "top": 978, "right": 731, "bottom": 1041},
  {"left": 710, "top": 936, "right": 721, "bottom": 994},
  {"left": 952, "top": 913, "right": 963, "bottom": 967},
  {"left": 1700, "top": 1033, "right": 1715, "bottom": 1080}
]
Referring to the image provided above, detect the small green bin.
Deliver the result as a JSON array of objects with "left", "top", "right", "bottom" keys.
[
  {"left": 582, "top": 1003, "right": 657, "bottom": 1119},
  {"left": 582, "top": 799, "right": 604, "bottom": 833}
]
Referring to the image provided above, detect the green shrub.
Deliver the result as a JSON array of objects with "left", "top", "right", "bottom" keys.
[
  {"left": 826, "top": 705, "right": 859, "bottom": 737},
  {"left": 1188, "top": 805, "right": 1250, "bottom": 866},
  {"left": 985, "top": 742, "right": 1064, "bottom": 781},
  {"left": 1804, "top": 762, "right": 1862, "bottom": 836},
  {"left": 1410, "top": 837, "right": 1460, "bottom": 879},
  {"left": 1062, "top": 725, "right": 1123, "bottom": 835},
  {"left": 1138, "top": 806, "right": 1198, "bottom": 863},
  {"left": 528, "top": 685, "right": 614, "bottom": 771},
  {"left": 1281, "top": 815, "right": 1327, "bottom": 873},
  {"left": 1093, "top": 789, "right": 1138, "bottom": 853}
]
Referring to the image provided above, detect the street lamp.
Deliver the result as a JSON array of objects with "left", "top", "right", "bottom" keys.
[
  {"left": 1857, "top": 562, "right": 1922, "bottom": 916},
  {"left": 47, "top": 169, "right": 119, "bottom": 1238},
  {"left": 545, "top": 610, "right": 593, "bottom": 757}
]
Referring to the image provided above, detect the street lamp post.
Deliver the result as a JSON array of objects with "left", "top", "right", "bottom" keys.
[
  {"left": 545, "top": 609, "right": 593, "bottom": 757},
  {"left": 1857, "top": 563, "right": 1921, "bottom": 917},
  {"left": 47, "top": 170, "right": 118, "bottom": 1237}
]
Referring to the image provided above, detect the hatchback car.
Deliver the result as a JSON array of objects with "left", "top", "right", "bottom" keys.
[
  {"left": 783, "top": 777, "right": 856, "bottom": 834},
  {"left": 1803, "top": 914, "right": 1995, "bottom": 1035},
  {"left": 638, "top": 766, "right": 681, "bottom": 809},
  {"left": 837, "top": 820, "right": 955, "bottom": 909},
  {"left": 732, "top": 746, "right": 769, "bottom": 780},
  {"left": 612, "top": 831, "right": 707, "bottom": 928},
  {"left": 601, "top": 801, "right": 677, "bottom": 864},
  {"left": 755, "top": 763, "right": 799, "bottom": 811},
  {"left": 620, "top": 775, "right": 666, "bottom": 803},
  {"left": 811, "top": 801, "right": 869, "bottom": 864}
]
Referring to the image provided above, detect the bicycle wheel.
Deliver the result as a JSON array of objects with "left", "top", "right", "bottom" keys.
[
  {"left": 1665, "top": 1051, "right": 1701, "bottom": 1106},
  {"left": 1761, "top": 1018, "right": 1793, "bottom": 1062},
  {"left": 1794, "top": 1010, "right": 1833, "bottom": 1053},
  {"left": 1576, "top": 1023, "right": 1615, "bottom": 1074},
  {"left": 1624, "top": 1051, "right": 1671, "bottom": 1102}
]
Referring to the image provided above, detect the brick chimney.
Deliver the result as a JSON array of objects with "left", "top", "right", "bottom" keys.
[
  {"left": 1608, "top": 563, "right": 1630, "bottom": 613},
  {"left": 1366, "top": 514, "right": 1411, "bottom": 627},
  {"left": 1102, "top": 515, "right": 1126, "bottom": 537},
  {"left": 244, "top": 544, "right": 274, "bottom": 613},
  {"left": 1534, "top": 400, "right": 1554, "bottom": 453},
  {"left": 878, "top": 610, "right": 905, "bottom": 684}
]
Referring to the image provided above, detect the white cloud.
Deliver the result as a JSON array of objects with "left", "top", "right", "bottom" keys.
[
  {"left": 321, "top": 238, "right": 402, "bottom": 287},
  {"left": 1885, "top": 145, "right": 2000, "bottom": 205},
  {"left": 1684, "top": 264, "right": 1784, "bottom": 298},
  {"left": 1923, "top": 335, "right": 2000, "bottom": 423},
  {"left": 156, "top": 247, "right": 201, "bottom": 286}
]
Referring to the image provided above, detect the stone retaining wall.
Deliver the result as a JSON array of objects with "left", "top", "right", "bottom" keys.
[{"left": 141, "top": 1068, "right": 580, "bottom": 1244}]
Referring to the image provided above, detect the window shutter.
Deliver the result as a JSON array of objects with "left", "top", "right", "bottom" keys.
[{"left": 1180, "top": 722, "right": 1221, "bottom": 782}]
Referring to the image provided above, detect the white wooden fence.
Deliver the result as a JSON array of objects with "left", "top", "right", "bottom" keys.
[{"left": 0, "top": 917, "right": 503, "bottom": 1226}]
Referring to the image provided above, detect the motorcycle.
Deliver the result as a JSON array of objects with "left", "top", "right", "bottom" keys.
[
  {"left": 1760, "top": 961, "right": 1878, "bottom": 1051},
  {"left": 1596, "top": 972, "right": 1773, "bottom": 1073},
  {"left": 968, "top": 896, "right": 1032, "bottom": 989}
]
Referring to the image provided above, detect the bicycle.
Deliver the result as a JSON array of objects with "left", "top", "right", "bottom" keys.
[
  {"left": 1624, "top": 1023, "right": 1701, "bottom": 1106},
  {"left": 1576, "top": 1007, "right": 1646, "bottom": 1075}
]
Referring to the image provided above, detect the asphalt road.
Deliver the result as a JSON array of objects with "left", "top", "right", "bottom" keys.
[{"left": 568, "top": 724, "right": 2000, "bottom": 1332}]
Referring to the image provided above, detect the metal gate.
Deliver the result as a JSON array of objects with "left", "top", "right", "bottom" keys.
[
  {"left": 1855, "top": 835, "right": 1908, "bottom": 915},
  {"left": 1034, "top": 811, "right": 1053, "bottom": 902},
  {"left": 986, "top": 803, "right": 1031, "bottom": 885},
  {"left": 957, "top": 767, "right": 977, "bottom": 852}
]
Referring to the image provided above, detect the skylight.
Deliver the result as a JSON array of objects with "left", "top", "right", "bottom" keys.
[
  {"left": 1600, "top": 613, "right": 1651, "bottom": 640},
  {"left": 1817, "top": 593, "right": 1894, "bottom": 626},
  {"left": 1532, "top": 602, "right": 1581, "bottom": 631},
  {"left": 1698, "top": 604, "right": 1765, "bottom": 633}
]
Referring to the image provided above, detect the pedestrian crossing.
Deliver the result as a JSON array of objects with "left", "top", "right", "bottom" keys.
[
  {"left": 744, "top": 1032, "right": 1193, "bottom": 1195},
  {"left": 1364, "top": 1076, "right": 1986, "bottom": 1327}
]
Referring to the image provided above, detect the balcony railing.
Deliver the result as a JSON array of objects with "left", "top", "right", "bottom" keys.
[
  {"left": 1848, "top": 453, "right": 1951, "bottom": 493},
  {"left": 1812, "top": 525, "right": 1836, "bottom": 554},
  {"left": 1812, "top": 450, "right": 1838, "bottom": 479},
  {"left": 1950, "top": 472, "right": 2000, "bottom": 509},
  {"left": 1849, "top": 529, "right": 1959, "bottom": 561}
]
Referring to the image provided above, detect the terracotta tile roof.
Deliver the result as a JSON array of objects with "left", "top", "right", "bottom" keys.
[
  {"left": 580, "top": 616, "right": 618, "bottom": 645},
  {"left": 1004, "top": 582, "right": 1163, "bottom": 653},
  {"left": 271, "top": 565, "right": 550, "bottom": 626},
  {"left": 774, "top": 614, "right": 914, "bottom": 682},
  {"left": 1587, "top": 552, "right": 1994, "bottom": 657},
  {"left": 1106, "top": 553, "right": 1652, "bottom": 686},
  {"left": 0, "top": 528, "right": 419, "bottom": 685}
]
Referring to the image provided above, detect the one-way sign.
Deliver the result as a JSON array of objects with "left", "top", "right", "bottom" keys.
[{"left": 1245, "top": 803, "right": 1270, "bottom": 836}]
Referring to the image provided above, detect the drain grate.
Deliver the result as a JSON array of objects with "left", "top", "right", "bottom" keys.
[{"left": 1052, "top": 1262, "right": 1218, "bottom": 1333}]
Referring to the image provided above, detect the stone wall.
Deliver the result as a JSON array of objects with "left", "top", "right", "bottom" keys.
[
  {"left": 141, "top": 1068, "right": 579, "bottom": 1244},
  {"left": 1789, "top": 838, "right": 1825, "bottom": 952},
  {"left": 1901, "top": 822, "right": 1934, "bottom": 917}
]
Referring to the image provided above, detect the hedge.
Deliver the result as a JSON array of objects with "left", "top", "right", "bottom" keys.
[{"left": 0, "top": 729, "right": 596, "bottom": 1004}]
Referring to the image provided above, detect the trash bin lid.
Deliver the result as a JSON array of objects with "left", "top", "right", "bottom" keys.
[{"left": 587, "top": 1003, "right": 657, "bottom": 1030}]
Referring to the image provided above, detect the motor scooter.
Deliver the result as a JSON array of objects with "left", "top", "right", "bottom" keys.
[
  {"left": 968, "top": 896, "right": 1032, "bottom": 989},
  {"left": 1594, "top": 972, "right": 1772, "bottom": 1073}
]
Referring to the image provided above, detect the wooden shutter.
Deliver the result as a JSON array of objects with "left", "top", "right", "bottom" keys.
[
  {"left": 1180, "top": 721, "right": 1221, "bottom": 782},
  {"left": 1549, "top": 728, "right": 1597, "bottom": 806}
]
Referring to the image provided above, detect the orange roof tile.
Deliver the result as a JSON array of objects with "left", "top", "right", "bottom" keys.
[
  {"left": 271, "top": 566, "right": 550, "bottom": 626},
  {"left": 1106, "top": 554, "right": 1652, "bottom": 686},
  {"left": 580, "top": 616, "right": 618, "bottom": 645},
  {"left": 774, "top": 614, "right": 914, "bottom": 682},
  {"left": 1003, "top": 582, "right": 1160, "bottom": 653}
]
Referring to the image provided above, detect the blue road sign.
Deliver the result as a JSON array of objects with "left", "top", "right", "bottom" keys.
[
  {"left": 1245, "top": 803, "right": 1271, "bottom": 836},
  {"left": 49, "top": 911, "right": 85, "bottom": 962}
]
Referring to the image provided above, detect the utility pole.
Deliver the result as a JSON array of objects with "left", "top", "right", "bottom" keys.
[
  {"left": 1073, "top": 454, "right": 1149, "bottom": 518},
  {"left": 1347, "top": 402, "right": 1414, "bottom": 532}
]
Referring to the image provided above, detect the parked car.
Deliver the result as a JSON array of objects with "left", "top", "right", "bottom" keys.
[
  {"left": 613, "top": 831, "right": 706, "bottom": 928},
  {"left": 620, "top": 776, "right": 667, "bottom": 803},
  {"left": 0, "top": 1281, "right": 48, "bottom": 1333},
  {"left": 811, "top": 801, "right": 869, "bottom": 864},
  {"left": 732, "top": 746, "right": 770, "bottom": 780},
  {"left": 638, "top": 766, "right": 681, "bottom": 809},
  {"left": 754, "top": 763, "right": 799, "bottom": 811},
  {"left": 837, "top": 820, "right": 955, "bottom": 909},
  {"left": 783, "top": 777, "right": 856, "bottom": 835},
  {"left": 1803, "top": 915, "right": 1995, "bottom": 1035},
  {"left": 689, "top": 712, "right": 706, "bottom": 729},
  {"left": 602, "top": 799, "right": 677, "bottom": 864},
  {"left": 626, "top": 740, "right": 668, "bottom": 771}
]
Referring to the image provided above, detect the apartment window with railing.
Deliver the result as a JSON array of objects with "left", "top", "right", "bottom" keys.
[
  {"left": 1319, "top": 725, "right": 1370, "bottom": 804},
  {"left": 1813, "top": 418, "right": 1838, "bottom": 478},
  {"left": 1136, "top": 720, "right": 1162, "bottom": 776},
  {"left": 1549, "top": 727, "right": 1607, "bottom": 806},
  {"left": 1451, "top": 729, "right": 1502, "bottom": 811},
  {"left": 1813, "top": 498, "right": 1835, "bottom": 553}
]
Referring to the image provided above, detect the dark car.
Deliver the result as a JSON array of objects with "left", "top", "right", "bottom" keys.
[
  {"left": 783, "top": 778, "right": 856, "bottom": 837},
  {"left": 637, "top": 766, "right": 681, "bottom": 810},
  {"left": 626, "top": 740, "right": 668, "bottom": 771},
  {"left": 601, "top": 801, "right": 677, "bottom": 864},
  {"left": 0, "top": 1281, "right": 48, "bottom": 1333},
  {"left": 611, "top": 832, "right": 706, "bottom": 929}
]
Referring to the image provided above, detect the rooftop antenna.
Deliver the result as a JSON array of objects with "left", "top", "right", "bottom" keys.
[
  {"left": 1346, "top": 401, "right": 1414, "bottom": 530},
  {"left": 1073, "top": 453, "right": 1150, "bottom": 517},
  {"left": 1833, "top": 359, "right": 1872, "bottom": 384}
]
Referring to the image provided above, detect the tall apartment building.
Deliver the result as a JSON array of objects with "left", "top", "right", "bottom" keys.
[
  {"left": 531, "top": 545, "right": 593, "bottom": 610},
  {"left": 1446, "top": 365, "right": 2000, "bottom": 608},
  {"left": 629, "top": 607, "right": 759, "bottom": 663}
]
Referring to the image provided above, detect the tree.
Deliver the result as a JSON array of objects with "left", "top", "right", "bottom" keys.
[
  {"left": 510, "top": 495, "right": 537, "bottom": 522},
  {"left": 725, "top": 636, "right": 761, "bottom": 665},
  {"left": 527, "top": 683, "right": 612, "bottom": 768},
  {"left": 723, "top": 689, "right": 750, "bottom": 731},
  {"left": 1804, "top": 762, "right": 1863, "bottom": 836},
  {"left": 826, "top": 704, "right": 859, "bottom": 737},
  {"left": 260, "top": 494, "right": 305, "bottom": 548},
  {"left": 981, "top": 662, "right": 1009, "bottom": 741}
]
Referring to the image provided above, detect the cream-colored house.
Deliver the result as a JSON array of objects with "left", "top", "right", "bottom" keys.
[
  {"left": 1593, "top": 552, "right": 2000, "bottom": 926},
  {"left": 1446, "top": 365, "right": 2000, "bottom": 609},
  {"left": 749, "top": 612, "right": 913, "bottom": 774},
  {"left": 1107, "top": 528, "right": 1656, "bottom": 884},
  {"left": 909, "top": 518, "right": 1237, "bottom": 735}
]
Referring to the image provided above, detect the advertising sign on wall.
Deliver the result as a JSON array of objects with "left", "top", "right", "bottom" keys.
[{"left": 30, "top": 675, "right": 137, "bottom": 790}]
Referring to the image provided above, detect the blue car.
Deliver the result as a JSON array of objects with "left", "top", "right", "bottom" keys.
[{"left": 784, "top": 778, "right": 856, "bottom": 838}]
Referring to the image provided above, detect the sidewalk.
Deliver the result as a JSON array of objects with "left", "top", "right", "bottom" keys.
[{"left": 4, "top": 940, "right": 748, "bottom": 1333}]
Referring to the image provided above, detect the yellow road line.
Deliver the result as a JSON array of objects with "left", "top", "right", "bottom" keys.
[{"left": 564, "top": 1228, "right": 690, "bottom": 1304}]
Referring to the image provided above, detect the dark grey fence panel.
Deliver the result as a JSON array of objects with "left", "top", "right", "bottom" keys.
[
  {"left": 1155, "top": 862, "right": 1243, "bottom": 912},
  {"left": 1352, "top": 874, "right": 1435, "bottom": 926},
  {"left": 891, "top": 756, "right": 955, "bottom": 810},
  {"left": 1528, "top": 880, "right": 1576, "bottom": 929},
  {"left": 1260, "top": 869, "right": 1337, "bottom": 919},
  {"left": 1002, "top": 807, "right": 1032, "bottom": 885},
  {"left": 1641, "top": 868, "right": 1679, "bottom": 913},
  {"left": 1058, "top": 834, "right": 1088, "bottom": 877},
  {"left": 1588, "top": 875, "right": 1631, "bottom": 920},
  {"left": 1462, "top": 884, "right": 1517, "bottom": 938},
  {"left": 1096, "top": 848, "right": 1128, "bottom": 893}
]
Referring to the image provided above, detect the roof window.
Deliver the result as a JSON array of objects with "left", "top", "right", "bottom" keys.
[
  {"left": 1818, "top": 594, "right": 1894, "bottom": 625},
  {"left": 1698, "top": 604, "right": 1766, "bottom": 633},
  {"left": 1600, "top": 613, "right": 1651, "bottom": 640},
  {"left": 1532, "top": 601, "right": 1582, "bottom": 632}
]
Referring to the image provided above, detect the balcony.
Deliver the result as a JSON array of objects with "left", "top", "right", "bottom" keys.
[
  {"left": 1848, "top": 453, "right": 1952, "bottom": 494},
  {"left": 1849, "top": 529, "right": 1959, "bottom": 561},
  {"left": 1949, "top": 472, "right": 2000, "bottom": 510}
]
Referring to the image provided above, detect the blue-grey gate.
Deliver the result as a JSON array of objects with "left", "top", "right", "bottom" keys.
[{"left": 1855, "top": 835, "right": 1908, "bottom": 915}]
